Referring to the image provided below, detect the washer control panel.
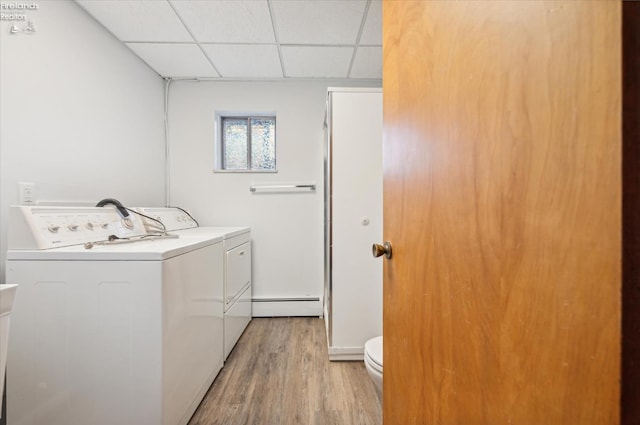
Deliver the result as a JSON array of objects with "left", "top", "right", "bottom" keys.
[
  {"left": 134, "top": 207, "right": 198, "bottom": 232},
  {"left": 8, "top": 206, "right": 147, "bottom": 250}
]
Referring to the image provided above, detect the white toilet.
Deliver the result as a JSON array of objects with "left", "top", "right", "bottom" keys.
[{"left": 364, "top": 336, "right": 383, "bottom": 395}]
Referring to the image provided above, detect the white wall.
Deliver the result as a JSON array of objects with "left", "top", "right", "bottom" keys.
[
  {"left": 0, "top": 1, "right": 166, "bottom": 283},
  {"left": 167, "top": 80, "right": 380, "bottom": 316}
]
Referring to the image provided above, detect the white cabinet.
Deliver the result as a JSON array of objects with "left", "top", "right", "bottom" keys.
[
  {"left": 223, "top": 231, "right": 252, "bottom": 359},
  {"left": 225, "top": 241, "right": 251, "bottom": 306},
  {"left": 324, "top": 88, "right": 383, "bottom": 360}
]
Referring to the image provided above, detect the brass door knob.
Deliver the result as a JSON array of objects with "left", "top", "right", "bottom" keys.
[{"left": 372, "top": 242, "right": 392, "bottom": 259}]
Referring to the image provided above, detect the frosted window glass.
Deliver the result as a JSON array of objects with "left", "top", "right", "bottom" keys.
[
  {"left": 223, "top": 119, "right": 248, "bottom": 170},
  {"left": 219, "top": 116, "right": 276, "bottom": 171},
  {"left": 251, "top": 118, "right": 276, "bottom": 171}
]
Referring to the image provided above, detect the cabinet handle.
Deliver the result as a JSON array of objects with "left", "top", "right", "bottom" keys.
[{"left": 238, "top": 251, "right": 245, "bottom": 256}]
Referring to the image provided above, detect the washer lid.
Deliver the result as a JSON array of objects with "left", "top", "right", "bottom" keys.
[
  {"left": 365, "top": 336, "right": 383, "bottom": 368},
  {"left": 6, "top": 234, "right": 223, "bottom": 261}
]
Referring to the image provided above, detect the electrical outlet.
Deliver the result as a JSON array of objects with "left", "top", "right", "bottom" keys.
[{"left": 19, "top": 182, "right": 35, "bottom": 205}]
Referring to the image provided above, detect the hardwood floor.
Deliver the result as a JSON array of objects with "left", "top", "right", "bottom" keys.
[{"left": 188, "top": 317, "right": 382, "bottom": 425}]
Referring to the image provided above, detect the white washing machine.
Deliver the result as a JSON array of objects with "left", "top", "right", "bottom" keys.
[
  {"left": 5, "top": 206, "right": 224, "bottom": 425},
  {"left": 135, "top": 207, "right": 251, "bottom": 360}
]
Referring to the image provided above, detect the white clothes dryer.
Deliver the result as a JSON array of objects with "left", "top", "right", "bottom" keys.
[
  {"left": 134, "top": 207, "right": 251, "bottom": 360},
  {"left": 5, "top": 206, "right": 224, "bottom": 425}
]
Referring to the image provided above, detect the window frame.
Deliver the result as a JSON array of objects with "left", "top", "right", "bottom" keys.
[{"left": 215, "top": 113, "right": 277, "bottom": 173}]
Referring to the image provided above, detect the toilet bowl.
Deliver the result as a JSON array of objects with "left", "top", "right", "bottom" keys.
[{"left": 364, "top": 336, "right": 383, "bottom": 394}]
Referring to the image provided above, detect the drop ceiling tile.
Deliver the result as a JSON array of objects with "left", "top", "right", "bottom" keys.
[
  {"left": 76, "top": 0, "right": 192, "bottom": 42},
  {"left": 202, "top": 44, "right": 282, "bottom": 78},
  {"left": 272, "top": 0, "right": 366, "bottom": 45},
  {"left": 126, "top": 43, "right": 219, "bottom": 78},
  {"left": 360, "top": 0, "right": 381, "bottom": 45},
  {"left": 282, "top": 46, "right": 353, "bottom": 78},
  {"left": 350, "top": 46, "right": 381, "bottom": 79},
  {"left": 170, "top": 0, "right": 275, "bottom": 43}
]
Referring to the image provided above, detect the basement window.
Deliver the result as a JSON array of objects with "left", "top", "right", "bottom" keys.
[{"left": 216, "top": 115, "right": 276, "bottom": 172}]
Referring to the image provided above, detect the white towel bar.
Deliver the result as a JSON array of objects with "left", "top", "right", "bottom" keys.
[{"left": 249, "top": 184, "right": 316, "bottom": 193}]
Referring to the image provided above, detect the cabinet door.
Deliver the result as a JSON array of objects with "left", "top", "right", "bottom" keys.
[
  {"left": 331, "top": 91, "right": 383, "bottom": 350},
  {"left": 225, "top": 242, "right": 251, "bottom": 305}
]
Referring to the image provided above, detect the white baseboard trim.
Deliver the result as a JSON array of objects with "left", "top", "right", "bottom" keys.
[
  {"left": 252, "top": 297, "right": 323, "bottom": 317},
  {"left": 328, "top": 346, "right": 364, "bottom": 361}
]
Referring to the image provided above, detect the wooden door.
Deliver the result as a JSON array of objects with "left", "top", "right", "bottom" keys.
[{"left": 382, "top": 2, "right": 621, "bottom": 424}]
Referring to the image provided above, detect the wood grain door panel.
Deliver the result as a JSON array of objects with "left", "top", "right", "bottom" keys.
[{"left": 382, "top": 2, "right": 621, "bottom": 424}]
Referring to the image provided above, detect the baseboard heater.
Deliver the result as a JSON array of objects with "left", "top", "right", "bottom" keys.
[{"left": 252, "top": 297, "right": 323, "bottom": 317}]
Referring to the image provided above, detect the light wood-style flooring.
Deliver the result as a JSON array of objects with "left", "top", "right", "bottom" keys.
[{"left": 188, "top": 317, "right": 382, "bottom": 425}]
